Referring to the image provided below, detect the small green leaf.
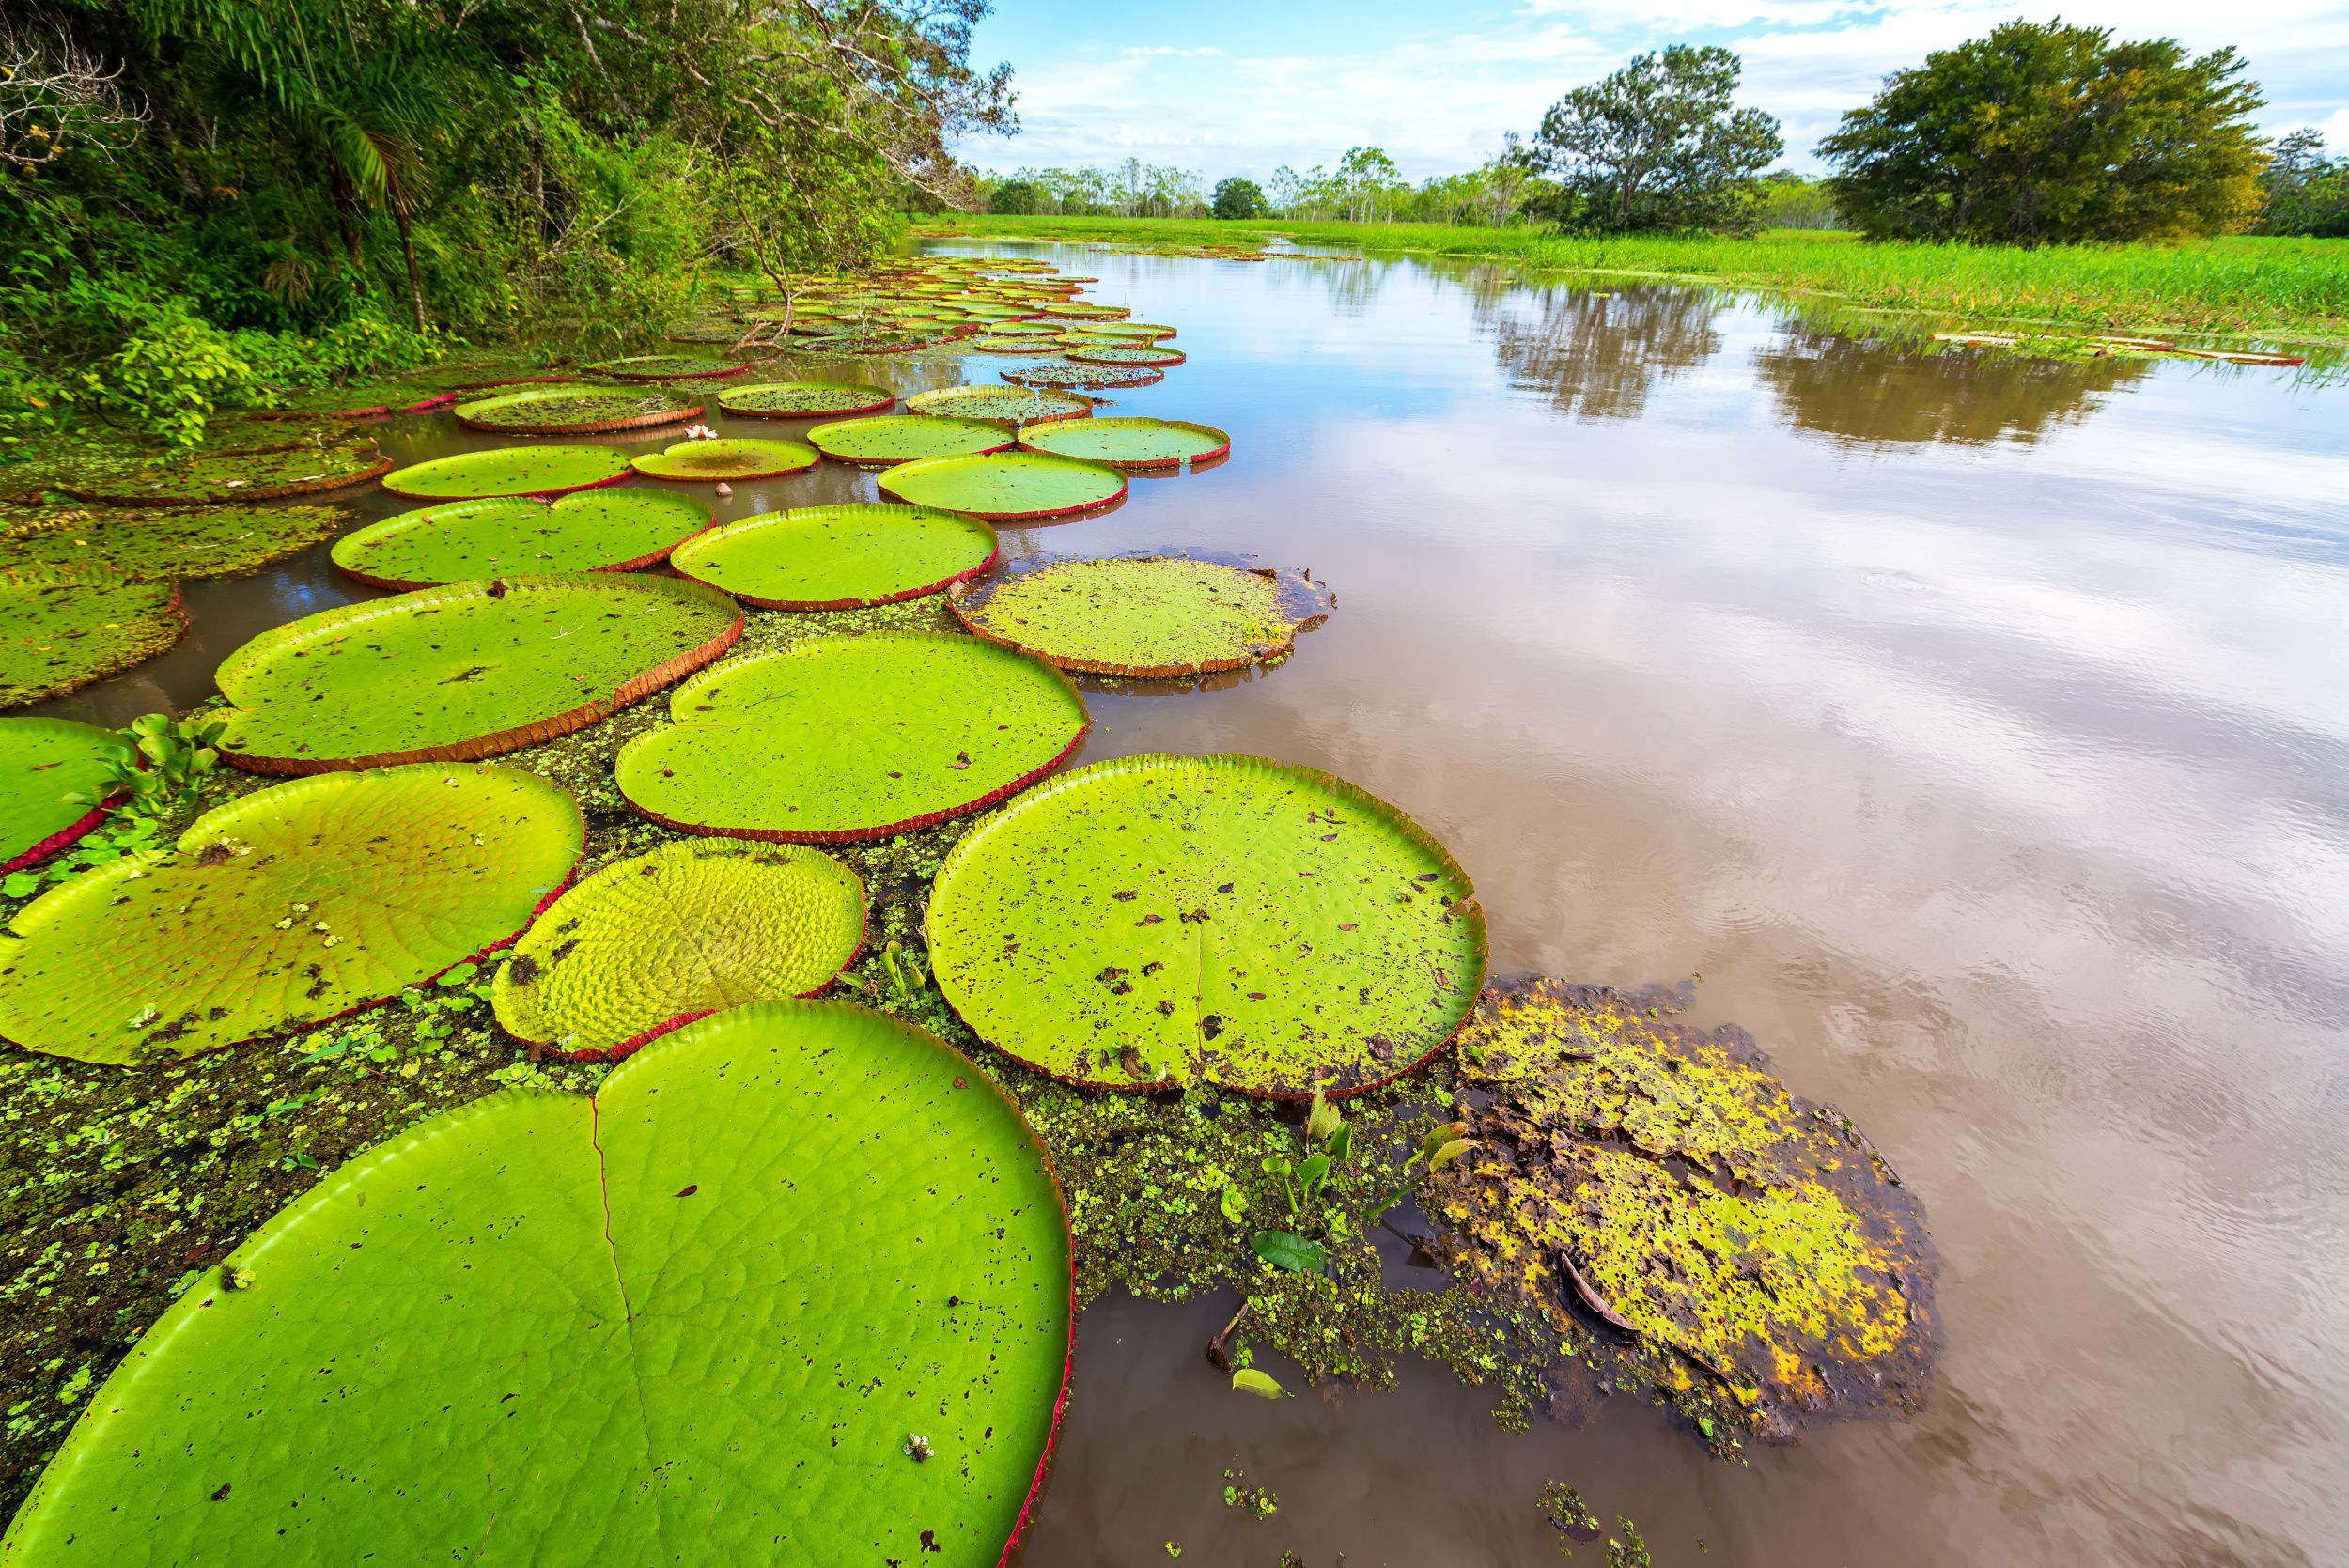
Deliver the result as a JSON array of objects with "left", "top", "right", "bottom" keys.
[
  {"left": 1231, "top": 1369, "right": 1290, "bottom": 1399},
  {"left": 1429, "top": 1137, "right": 1477, "bottom": 1171},
  {"left": 1305, "top": 1085, "right": 1341, "bottom": 1144},
  {"left": 1219, "top": 1185, "right": 1247, "bottom": 1224},
  {"left": 1250, "top": 1229, "right": 1327, "bottom": 1273},
  {"left": 1325, "top": 1122, "right": 1351, "bottom": 1167}
]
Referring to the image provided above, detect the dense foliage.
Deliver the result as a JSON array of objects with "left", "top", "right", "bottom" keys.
[
  {"left": 1531, "top": 46, "right": 1782, "bottom": 234},
  {"left": 1211, "top": 175, "right": 1266, "bottom": 220},
  {"left": 1821, "top": 19, "right": 2264, "bottom": 244},
  {"left": 2254, "top": 129, "right": 2349, "bottom": 238}
]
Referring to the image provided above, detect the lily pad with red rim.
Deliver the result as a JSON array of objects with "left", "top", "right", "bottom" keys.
[
  {"left": 878, "top": 451, "right": 1127, "bottom": 520},
  {"left": 381, "top": 444, "right": 637, "bottom": 501},
  {"left": 670, "top": 504, "right": 997, "bottom": 609},
  {"left": 0, "top": 504, "right": 345, "bottom": 581},
  {"left": 906, "top": 385, "right": 1094, "bottom": 427},
  {"left": 948, "top": 556, "right": 1330, "bottom": 676},
  {"left": 1018, "top": 418, "right": 1230, "bottom": 470},
  {"left": 330, "top": 490, "right": 713, "bottom": 589},
  {"left": 0, "top": 717, "right": 135, "bottom": 871},
  {"left": 453, "top": 382, "right": 703, "bottom": 436},
  {"left": 806, "top": 415, "right": 1015, "bottom": 466},
  {"left": 1066, "top": 344, "right": 1188, "bottom": 367},
  {"left": 1003, "top": 362, "right": 1165, "bottom": 391},
  {"left": 717, "top": 381, "right": 896, "bottom": 418},
  {"left": 63, "top": 440, "right": 393, "bottom": 505},
  {"left": 585, "top": 352, "right": 748, "bottom": 380},
  {"left": 630, "top": 438, "right": 819, "bottom": 482},
  {"left": 0, "top": 577, "right": 187, "bottom": 708}
]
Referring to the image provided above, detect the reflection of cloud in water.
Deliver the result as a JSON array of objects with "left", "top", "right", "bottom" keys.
[
  {"left": 1474, "top": 283, "right": 1723, "bottom": 422},
  {"left": 1757, "top": 328, "right": 2151, "bottom": 449}
]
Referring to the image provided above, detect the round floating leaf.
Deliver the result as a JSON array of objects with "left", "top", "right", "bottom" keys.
[
  {"left": 0, "top": 1000, "right": 1073, "bottom": 1566},
  {"left": 970, "top": 337, "right": 1055, "bottom": 355},
  {"left": 64, "top": 440, "right": 392, "bottom": 505},
  {"left": 617, "top": 633, "right": 1087, "bottom": 843},
  {"left": 331, "top": 490, "right": 713, "bottom": 590},
  {"left": 0, "top": 764, "right": 581, "bottom": 1064},
  {"left": 0, "top": 717, "right": 133, "bottom": 871},
  {"left": 671, "top": 504, "right": 997, "bottom": 610},
  {"left": 1066, "top": 344, "right": 1187, "bottom": 367},
  {"left": 805, "top": 415, "right": 1014, "bottom": 466},
  {"left": 926, "top": 753, "right": 1488, "bottom": 1096},
  {"left": 0, "top": 578, "right": 186, "bottom": 708},
  {"left": 718, "top": 380, "right": 895, "bottom": 418},
  {"left": 878, "top": 452, "right": 1126, "bottom": 520},
  {"left": 905, "top": 385, "right": 1094, "bottom": 427},
  {"left": 585, "top": 352, "right": 747, "bottom": 380},
  {"left": 0, "top": 504, "right": 344, "bottom": 581},
  {"left": 1018, "top": 417, "right": 1229, "bottom": 470},
  {"left": 491, "top": 839, "right": 866, "bottom": 1058},
  {"left": 949, "top": 556, "right": 1330, "bottom": 676},
  {"left": 215, "top": 573, "right": 742, "bottom": 773},
  {"left": 631, "top": 438, "right": 818, "bottom": 482},
  {"left": 381, "top": 445, "right": 636, "bottom": 501},
  {"left": 453, "top": 382, "right": 702, "bottom": 435},
  {"left": 1003, "top": 362, "right": 1165, "bottom": 391}
]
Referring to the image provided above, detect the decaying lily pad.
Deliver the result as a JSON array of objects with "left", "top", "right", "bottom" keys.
[
  {"left": 670, "top": 503, "right": 997, "bottom": 609},
  {"left": 630, "top": 438, "right": 818, "bottom": 481},
  {"left": 718, "top": 380, "right": 896, "bottom": 418},
  {"left": 453, "top": 382, "right": 702, "bottom": 435},
  {"left": 330, "top": 490, "right": 712, "bottom": 589},
  {"left": 381, "top": 445, "right": 636, "bottom": 501},
  {"left": 1427, "top": 977, "right": 1939, "bottom": 1433},
  {"left": 214, "top": 573, "right": 742, "bottom": 773},
  {"left": 491, "top": 838, "right": 866, "bottom": 1059},
  {"left": 0, "top": 1001, "right": 1073, "bottom": 1566},
  {"left": 0, "top": 764, "right": 581, "bottom": 1064},
  {"left": 905, "top": 384, "right": 1094, "bottom": 427},
  {"left": 0, "top": 504, "right": 345, "bottom": 581},
  {"left": 0, "top": 717, "right": 134, "bottom": 871},
  {"left": 925, "top": 753, "right": 1487, "bottom": 1096},
  {"left": 948, "top": 556, "right": 1331, "bottom": 677},
  {"left": 805, "top": 415, "right": 1013, "bottom": 466},
  {"left": 1017, "top": 417, "right": 1229, "bottom": 470},
  {"left": 0, "top": 577, "right": 187, "bottom": 707},
  {"left": 62, "top": 439, "right": 392, "bottom": 505},
  {"left": 878, "top": 451, "right": 1127, "bottom": 520},
  {"left": 615, "top": 633, "right": 1087, "bottom": 843},
  {"left": 1002, "top": 361, "right": 1166, "bottom": 391},
  {"left": 585, "top": 352, "right": 747, "bottom": 380}
]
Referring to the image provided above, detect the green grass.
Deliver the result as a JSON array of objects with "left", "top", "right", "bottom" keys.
[{"left": 917, "top": 213, "right": 2349, "bottom": 344}]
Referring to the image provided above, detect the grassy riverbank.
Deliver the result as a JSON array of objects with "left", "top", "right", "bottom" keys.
[{"left": 916, "top": 213, "right": 2349, "bottom": 343}]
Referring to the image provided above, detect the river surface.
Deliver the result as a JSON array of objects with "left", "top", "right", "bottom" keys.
[{"left": 35, "top": 243, "right": 2349, "bottom": 1567}]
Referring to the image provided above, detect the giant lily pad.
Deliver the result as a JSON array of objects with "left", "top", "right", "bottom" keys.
[
  {"left": 878, "top": 452, "right": 1126, "bottom": 520},
  {"left": 670, "top": 504, "right": 997, "bottom": 610},
  {"left": 631, "top": 438, "right": 818, "bottom": 482},
  {"left": 381, "top": 445, "right": 636, "bottom": 501},
  {"left": 0, "top": 504, "right": 345, "bottom": 581},
  {"left": 905, "top": 384, "right": 1094, "bottom": 427},
  {"left": 0, "top": 1001, "right": 1073, "bottom": 1565},
  {"left": 1003, "top": 362, "right": 1165, "bottom": 391},
  {"left": 0, "top": 578, "right": 186, "bottom": 707},
  {"left": 1426, "top": 979, "right": 1939, "bottom": 1431},
  {"left": 63, "top": 440, "right": 392, "bottom": 505},
  {"left": 331, "top": 490, "right": 713, "bottom": 589},
  {"left": 491, "top": 839, "right": 866, "bottom": 1058},
  {"left": 1018, "top": 418, "right": 1229, "bottom": 470},
  {"left": 718, "top": 380, "right": 895, "bottom": 418},
  {"left": 948, "top": 557, "right": 1330, "bottom": 676},
  {"left": 453, "top": 382, "right": 702, "bottom": 435},
  {"left": 925, "top": 753, "right": 1486, "bottom": 1096},
  {"left": 616, "top": 633, "right": 1087, "bottom": 843},
  {"left": 214, "top": 573, "right": 742, "bottom": 773},
  {"left": 0, "top": 764, "right": 581, "bottom": 1064},
  {"left": 0, "top": 717, "right": 134, "bottom": 871},
  {"left": 1066, "top": 344, "right": 1186, "bottom": 368},
  {"left": 585, "top": 351, "right": 747, "bottom": 380},
  {"left": 806, "top": 415, "right": 1013, "bottom": 466}
]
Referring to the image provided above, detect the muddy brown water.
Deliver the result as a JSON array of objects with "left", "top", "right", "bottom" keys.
[{"left": 29, "top": 243, "right": 2349, "bottom": 1566}]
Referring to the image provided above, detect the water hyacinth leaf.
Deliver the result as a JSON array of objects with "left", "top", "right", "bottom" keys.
[
  {"left": 1018, "top": 418, "right": 1230, "bottom": 470},
  {"left": 61, "top": 440, "right": 393, "bottom": 505},
  {"left": 904, "top": 384, "right": 1095, "bottom": 427},
  {"left": 0, "top": 1001, "right": 1073, "bottom": 1566},
  {"left": 878, "top": 452, "right": 1127, "bottom": 520},
  {"left": 0, "top": 578, "right": 186, "bottom": 708},
  {"left": 670, "top": 503, "right": 997, "bottom": 610},
  {"left": 584, "top": 351, "right": 747, "bottom": 380},
  {"left": 331, "top": 490, "right": 712, "bottom": 589},
  {"left": 616, "top": 633, "right": 1087, "bottom": 844},
  {"left": 0, "top": 504, "right": 345, "bottom": 582},
  {"left": 1250, "top": 1230, "right": 1329, "bottom": 1273},
  {"left": 214, "top": 573, "right": 742, "bottom": 774},
  {"left": 1002, "top": 361, "right": 1166, "bottom": 391},
  {"left": 1231, "top": 1370, "right": 1292, "bottom": 1399},
  {"left": 718, "top": 381, "right": 896, "bottom": 418},
  {"left": 0, "top": 764, "right": 581, "bottom": 1065},
  {"left": 949, "top": 556, "right": 1332, "bottom": 678},
  {"left": 381, "top": 444, "right": 636, "bottom": 501},
  {"left": 630, "top": 438, "right": 818, "bottom": 482},
  {"left": 805, "top": 415, "right": 1013, "bottom": 466},
  {"left": 0, "top": 717, "right": 135, "bottom": 871},
  {"left": 452, "top": 382, "right": 702, "bottom": 436},
  {"left": 925, "top": 754, "right": 1487, "bottom": 1097},
  {"left": 491, "top": 839, "right": 865, "bottom": 1060}
]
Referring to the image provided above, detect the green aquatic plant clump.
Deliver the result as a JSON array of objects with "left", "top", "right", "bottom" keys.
[
  {"left": 0, "top": 578, "right": 186, "bottom": 708},
  {"left": 331, "top": 490, "right": 712, "bottom": 588},
  {"left": 0, "top": 505, "right": 346, "bottom": 582},
  {"left": 0, "top": 719, "right": 136, "bottom": 871},
  {"left": 948, "top": 557, "right": 1331, "bottom": 677},
  {"left": 670, "top": 504, "right": 998, "bottom": 610}
]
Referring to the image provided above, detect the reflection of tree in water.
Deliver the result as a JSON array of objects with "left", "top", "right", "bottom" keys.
[
  {"left": 1757, "top": 327, "right": 2150, "bottom": 447},
  {"left": 1479, "top": 283, "right": 1723, "bottom": 420}
]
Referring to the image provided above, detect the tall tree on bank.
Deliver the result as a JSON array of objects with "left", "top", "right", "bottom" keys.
[
  {"left": 1820, "top": 19, "right": 2265, "bottom": 244},
  {"left": 1532, "top": 46, "right": 1781, "bottom": 233}
]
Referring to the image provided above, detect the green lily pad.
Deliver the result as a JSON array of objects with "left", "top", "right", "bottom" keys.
[
  {"left": 331, "top": 490, "right": 713, "bottom": 589},
  {"left": 0, "top": 578, "right": 186, "bottom": 707},
  {"left": 925, "top": 753, "right": 1487, "bottom": 1096},
  {"left": 0, "top": 717, "right": 134, "bottom": 871},
  {"left": 1066, "top": 344, "right": 1187, "bottom": 367},
  {"left": 453, "top": 382, "right": 702, "bottom": 435},
  {"left": 718, "top": 380, "right": 896, "bottom": 418},
  {"left": 381, "top": 445, "right": 636, "bottom": 501},
  {"left": 905, "top": 385, "right": 1095, "bottom": 427},
  {"left": 631, "top": 438, "right": 818, "bottom": 482},
  {"left": 0, "top": 504, "right": 344, "bottom": 581},
  {"left": 879, "top": 452, "right": 1127, "bottom": 520},
  {"left": 806, "top": 415, "right": 1014, "bottom": 466},
  {"left": 1043, "top": 303, "right": 1131, "bottom": 320},
  {"left": 62, "top": 440, "right": 393, "bottom": 505},
  {"left": 0, "top": 1000, "right": 1070, "bottom": 1563},
  {"left": 670, "top": 504, "right": 997, "bottom": 610},
  {"left": 491, "top": 839, "right": 865, "bottom": 1058},
  {"left": 970, "top": 337, "right": 1057, "bottom": 355},
  {"left": 1018, "top": 418, "right": 1229, "bottom": 470},
  {"left": 1003, "top": 361, "right": 1166, "bottom": 391},
  {"left": 585, "top": 352, "right": 747, "bottom": 380},
  {"left": 0, "top": 764, "right": 581, "bottom": 1064},
  {"left": 949, "top": 557, "right": 1330, "bottom": 676},
  {"left": 616, "top": 632, "right": 1087, "bottom": 843},
  {"left": 215, "top": 573, "right": 742, "bottom": 773}
]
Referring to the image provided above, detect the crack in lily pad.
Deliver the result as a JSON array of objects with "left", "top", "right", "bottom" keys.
[
  {"left": 1002, "top": 362, "right": 1166, "bottom": 391},
  {"left": 905, "top": 385, "right": 1095, "bottom": 427},
  {"left": 584, "top": 352, "right": 747, "bottom": 380},
  {"left": 630, "top": 438, "right": 818, "bottom": 482},
  {"left": 62, "top": 440, "right": 392, "bottom": 505},
  {"left": 213, "top": 573, "right": 742, "bottom": 773},
  {"left": 878, "top": 452, "right": 1127, "bottom": 520},
  {"left": 0, "top": 999, "right": 1073, "bottom": 1566},
  {"left": 0, "top": 504, "right": 344, "bottom": 581},
  {"left": 330, "top": 491, "right": 713, "bottom": 590},
  {"left": 947, "top": 556, "right": 1330, "bottom": 677},
  {"left": 1426, "top": 977, "right": 1940, "bottom": 1433},
  {"left": 616, "top": 632, "right": 1087, "bottom": 843},
  {"left": 0, "top": 578, "right": 187, "bottom": 707},
  {"left": 0, "top": 717, "right": 134, "bottom": 871},
  {"left": 0, "top": 763, "right": 581, "bottom": 1064},
  {"left": 670, "top": 503, "right": 997, "bottom": 610},
  {"left": 717, "top": 380, "right": 896, "bottom": 418},
  {"left": 925, "top": 753, "right": 1487, "bottom": 1097},
  {"left": 805, "top": 415, "right": 1014, "bottom": 466},
  {"left": 453, "top": 382, "right": 703, "bottom": 436},
  {"left": 1017, "top": 418, "right": 1229, "bottom": 470},
  {"left": 381, "top": 445, "right": 637, "bottom": 501},
  {"left": 491, "top": 839, "right": 866, "bottom": 1059}
]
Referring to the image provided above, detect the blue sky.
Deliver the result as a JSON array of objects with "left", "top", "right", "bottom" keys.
[{"left": 958, "top": 1, "right": 2349, "bottom": 181}]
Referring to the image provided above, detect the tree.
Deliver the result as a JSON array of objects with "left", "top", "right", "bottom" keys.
[
  {"left": 1820, "top": 20, "right": 2265, "bottom": 243},
  {"left": 1334, "top": 145, "right": 1402, "bottom": 222},
  {"left": 990, "top": 179, "right": 1040, "bottom": 215},
  {"left": 2252, "top": 128, "right": 2349, "bottom": 238},
  {"left": 1532, "top": 46, "right": 1781, "bottom": 233},
  {"left": 1212, "top": 176, "right": 1265, "bottom": 220}
]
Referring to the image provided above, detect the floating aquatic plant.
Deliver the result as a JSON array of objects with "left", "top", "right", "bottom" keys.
[
  {"left": 0, "top": 718, "right": 136, "bottom": 872},
  {"left": 585, "top": 351, "right": 748, "bottom": 380},
  {"left": 630, "top": 437, "right": 818, "bottom": 481},
  {"left": 1017, "top": 417, "right": 1229, "bottom": 470},
  {"left": 62, "top": 439, "right": 392, "bottom": 505},
  {"left": 904, "top": 384, "right": 1094, "bottom": 427},
  {"left": 669, "top": 503, "right": 997, "bottom": 610},
  {"left": 718, "top": 380, "right": 896, "bottom": 418},
  {"left": 1003, "top": 362, "right": 1167, "bottom": 391},
  {"left": 948, "top": 556, "right": 1330, "bottom": 677},
  {"left": 331, "top": 490, "right": 713, "bottom": 589},
  {"left": 452, "top": 382, "right": 703, "bottom": 435},
  {"left": 380, "top": 444, "right": 637, "bottom": 501},
  {"left": 0, "top": 577, "right": 186, "bottom": 707},
  {"left": 805, "top": 414, "right": 1014, "bottom": 466},
  {"left": 878, "top": 451, "right": 1127, "bottom": 520},
  {"left": 0, "top": 504, "right": 345, "bottom": 582}
]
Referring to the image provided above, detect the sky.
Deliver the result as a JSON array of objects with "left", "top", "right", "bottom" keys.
[{"left": 957, "top": 0, "right": 2349, "bottom": 182}]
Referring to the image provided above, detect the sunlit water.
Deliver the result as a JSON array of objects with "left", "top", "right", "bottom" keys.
[{"left": 36, "top": 244, "right": 2349, "bottom": 1567}]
